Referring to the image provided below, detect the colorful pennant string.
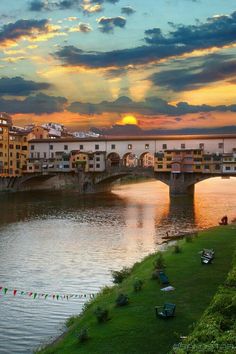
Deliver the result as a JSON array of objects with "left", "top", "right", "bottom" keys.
[{"left": 0, "top": 285, "right": 96, "bottom": 301}]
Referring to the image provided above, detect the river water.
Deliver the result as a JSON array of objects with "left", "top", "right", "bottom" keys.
[{"left": 0, "top": 178, "right": 236, "bottom": 354}]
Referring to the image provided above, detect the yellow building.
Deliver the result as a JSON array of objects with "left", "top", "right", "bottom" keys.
[
  {"left": 70, "top": 150, "right": 89, "bottom": 172},
  {"left": 0, "top": 112, "right": 30, "bottom": 176},
  {"left": 0, "top": 113, "right": 12, "bottom": 176}
]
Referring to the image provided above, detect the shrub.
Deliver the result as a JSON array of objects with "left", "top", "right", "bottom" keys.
[
  {"left": 111, "top": 267, "right": 131, "bottom": 284},
  {"left": 116, "top": 293, "right": 129, "bottom": 306},
  {"left": 153, "top": 254, "right": 165, "bottom": 270},
  {"left": 94, "top": 307, "right": 109, "bottom": 323},
  {"left": 151, "top": 270, "right": 160, "bottom": 280},
  {"left": 185, "top": 235, "right": 193, "bottom": 243},
  {"left": 133, "top": 278, "right": 143, "bottom": 292},
  {"left": 77, "top": 328, "right": 89, "bottom": 343},
  {"left": 173, "top": 245, "right": 181, "bottom": 254}
]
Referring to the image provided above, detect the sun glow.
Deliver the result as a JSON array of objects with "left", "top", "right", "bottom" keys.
[{"left": 120, "top": 115, "right": 138, "bottom": 125}]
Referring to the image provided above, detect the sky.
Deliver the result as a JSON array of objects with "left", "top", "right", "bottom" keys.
[{"left": 0, "top": 0, "right": 236, "bottom": 132}]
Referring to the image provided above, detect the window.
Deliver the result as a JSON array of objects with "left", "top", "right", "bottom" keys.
[
  {"left": 96, "top": 157, "right": 100, "bottom": 161},
  {"left": 51, "top": 152, "right": 54, "bottom": 158},
  {"left": 162, "top": 144, "right": 167, "bottom": 149},
  {"left": 157, "top": 157, "right": 163, "bottom": 161},
  {"left": 30, "top": 145, "right": 34, "bottom": 150},
  {"left": 37, "top": 152, "right": 40, "bottom": 158},
  {"left": 128, "top": 144, "right": 132, "bottom": 150},
  {"left": 16, "top": 145, "right": 21, "bottom": 150},
  {"left": 204, "top": 165, "right": 210, "bottom": 169},
  {"left": 181, "top": 143, "right": 185, "bottom": 149},
  {"left": 9, "top": 144, "right": 14, "bottom": 149},
  {"left": 145, "top": 144, "right": 149, "bottom": 150},
  {"left": 49, "top": 145, "right": 53, "bottom": 150},
  {"left": 167, "top": 164, "right": 171, "bottom": 169},
  {"left": 225, "top": 166, "right": 231, "bottom": 171},
  {"left": 64, "top": 145, "right": 68, "bottom": 150},
  {"left": 157, "top": 165, "right": 163, "bottom": 169},
  {"left": 218, "top": 143, "right": 224, "bottom": 149},
  {"left": 30, "top": 153, "right": 34, "bottom": 158},
  {"left": 199, "top": 143, "right": 204, "bottom": 149},
  {"left": 95, "top": 144, "right": 99, "bottom": 150},
  {"left": 195, "top": 165, "right": 201, "bottom": 169},
  {"left": 80, "top": 144, "right": 83, "bottom": 150},
  {"left": 22, "top": 146, "right": 27, "bottom": 150},
  {"left": 89, "top": 155, "right": 93, "bottom": 160},
  {"left": 111, "top": 144, "right": 116, "bottom": 150},
  {"left": 44, "top": 152, "right": 46, "bottom": 158},
  {"left": 167, "top": 157, "right": 172, "bottom": 161},
  {"left": 89, "top": 164, "right": 93, "bottom": 168},
  {"left": 96, "top": 164, "right": 100, "bottom": 168}
]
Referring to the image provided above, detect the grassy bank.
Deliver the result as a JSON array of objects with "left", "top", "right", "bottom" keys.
[{"left": 38, "top": 226, "right": 236, "bottom": 354}]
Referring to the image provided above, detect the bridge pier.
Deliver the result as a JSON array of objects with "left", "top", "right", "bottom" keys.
[{"left": 169, "top": 173, "right": 195, "bottom": 196}]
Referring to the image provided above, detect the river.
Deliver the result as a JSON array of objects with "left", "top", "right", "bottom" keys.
[{"left": 0, "top": 178, "right": 236, "bottom": 353}]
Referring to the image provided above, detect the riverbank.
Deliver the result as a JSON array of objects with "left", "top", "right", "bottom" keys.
[{"left": 38, "top": 225, "right": 236, "bottom": 354}]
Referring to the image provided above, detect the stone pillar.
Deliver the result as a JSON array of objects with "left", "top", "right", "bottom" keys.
[{"left": 169, "top": 173, "right": 195, "bottom": 196}]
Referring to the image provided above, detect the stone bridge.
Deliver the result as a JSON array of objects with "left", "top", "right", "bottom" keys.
[{"left": 0, "top": 169, "right": 235, "bottom": 196}]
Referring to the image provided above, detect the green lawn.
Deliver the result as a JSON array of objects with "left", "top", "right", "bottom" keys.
[{"left": 38, "top": 226, "right": 236, "bottom": 354}]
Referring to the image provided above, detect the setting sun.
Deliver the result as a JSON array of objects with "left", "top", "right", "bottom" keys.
[{"left": 121, "top": 115, "right": 138, "bottom": 125}]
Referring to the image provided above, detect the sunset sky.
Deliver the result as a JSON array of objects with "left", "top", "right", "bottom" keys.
[{"left": 0, "top": 0, "right": 236, "bottom": 132}]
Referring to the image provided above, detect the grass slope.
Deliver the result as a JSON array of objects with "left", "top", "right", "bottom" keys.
[{"left": 38, "top": 226, "right": 236, "bottom": 354}]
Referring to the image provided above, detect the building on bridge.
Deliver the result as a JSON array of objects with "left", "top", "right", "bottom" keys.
[{"left": 26, "top": 135, "right": 236, "bottom": 174}]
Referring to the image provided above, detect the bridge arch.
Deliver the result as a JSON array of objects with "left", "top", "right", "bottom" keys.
[
  {"left": 139, "top": 152, "right": 154, "bottom": 168},
  {"left": 123, "top": 152, "right": 138, "bottom": 167},
  {"left": 107, "top": 152, "right": 121, "bottom": 167}
]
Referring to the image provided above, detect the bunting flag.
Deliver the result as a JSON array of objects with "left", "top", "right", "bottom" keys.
[{"left": 0, "top": 285, "right": 96, "bottom": 301}]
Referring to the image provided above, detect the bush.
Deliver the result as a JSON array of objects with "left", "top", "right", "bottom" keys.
[
  {"left": 151, "top": 270, "right": 160, "bottom": 280},
  {"left": 133, "top": 278, "right": 143, "bottom": 292},
  {"left": 77, "top": 328, "right": 89, "bottom": 343},
  {"left": 185, "top": 235, "right": 193, "bottom": 243},
  {"left": 173, "top": 245, "right": 181, "bottom": 254},
  {"left": 94, "top": 307, "right": 109, "bottom": 323},
  {"left": 111, "top": 267, "right": 131, "bottom": 284},
  {"left": 115, "top": 293, "right": 129, "bottom": 306},
  {"left": 153, "top": 254, "right": 165, "bottom": 270}
]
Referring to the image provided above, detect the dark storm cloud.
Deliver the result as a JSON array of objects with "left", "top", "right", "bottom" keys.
[
  {"left": 0, "top": 94, "right": 67, "bottom": 114},
  {"left": 150, "top": 55, "right": 236, "bottom": 91},
  {"left": 29, "top": 0, "right": 47, "bottom": 11},
  {"left": 0, "top": 19, "right": 49, "bottom": 46},
  {"left": 28, "top": 0, "right": 119, "bottom": 11},
  {"left": 0, "top": 77, "right": 51, "bottom": 96},
  {"left": 144, "top": 12, "right": 236, "bottom": 49},
  {"left": 54, "top": 10, "right": 236, "bottom": 68},
  {"left": 97, "top": 16, "right": 126, "bottom": 33},
  {"left": 121, "top": 6, "right": 135, "bottom": 16},
  {"left": 54, "top": 44, "right": 186, "bottom": 68},
  {"left": 68, "top": 95, "right": 236, "bottom": 116}
]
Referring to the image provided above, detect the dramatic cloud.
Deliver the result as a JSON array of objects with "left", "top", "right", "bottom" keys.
[
  {"left": 28, "top": 0, "right": 119, "bottom": 11},
  {"left": 0, "top": 93, "right": 67, "bottom": 114},
  {"left": 144, "top": 12, "right": 236, "bottom": 49},
  {"left": 0, "top": 19, "right": 62, "bottom": 47},
  {"left": 150, "top": 54, "right": 236, "bottom": 91},
  {"left": 121, "top": 6, "right": 135, "bottom": 16},
  {"left": 55, "top": 10, "right": 236, "bottom": 68},
  {"left": 69, "top": 23, "right": 92, "bottom": 33},
  {"left": 68, "top": 95, "right": 236, "bottom": 116},
  {"left": 97, "top": 16, "right": 126, "bottom": 33},
  {"left": 0, "top": 77, "right": 51, "bottom": 96}
]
